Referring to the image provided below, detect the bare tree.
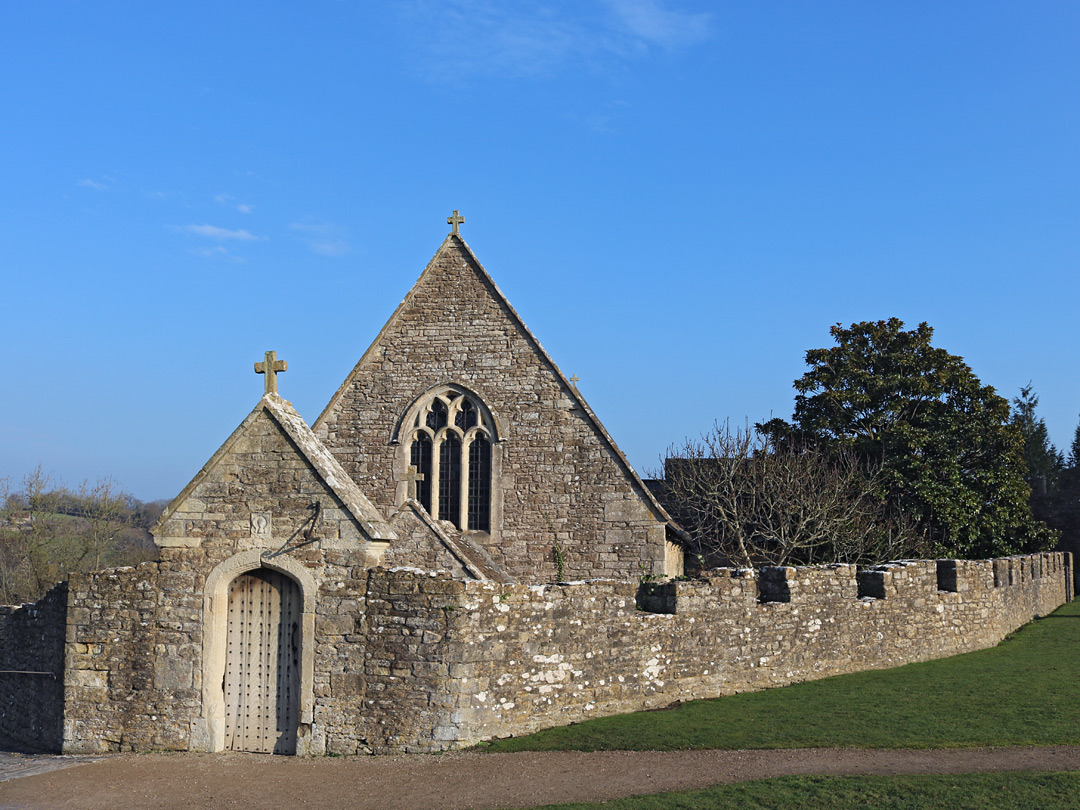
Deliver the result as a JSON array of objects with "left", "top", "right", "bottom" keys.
[
  {"left": 0, "top": 467, "right": 158, "bottom": 604},
  {"left": 74, "top": 477, "right": 131, "bottom": 570},
  {"left": 2, "top": 465, "right": 67, "bottom": 602},
  {"left": 655, "top": 422, "right": 923, "bottom": 569}
]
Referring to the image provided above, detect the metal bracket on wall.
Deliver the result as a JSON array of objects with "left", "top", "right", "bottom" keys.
[{"left": 261, "top": 500, "right": 323, "bottom": 560}]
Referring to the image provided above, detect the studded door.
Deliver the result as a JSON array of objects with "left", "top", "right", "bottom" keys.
[{"left": 224, "top": 568, "right": 301, "bottom": 754}]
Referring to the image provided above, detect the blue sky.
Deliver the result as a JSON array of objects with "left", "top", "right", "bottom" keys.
[{"left": 2, "top": 1, "right": 1077, "bottom": 502}]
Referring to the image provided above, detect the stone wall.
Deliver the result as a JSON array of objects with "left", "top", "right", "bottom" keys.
[
  {"left": 357, "top": 569, "right": 465, "bottom": 753},
  {"left": 0, "top": 583, "right": 67, "bottom": 751},
  {"left": 401, "top": 552, "right": 1072, "bottom": 750},
  {"left": 8, "top": 550, "right": 1072, "bottom": 755},
  {"left": 62, "top": 559, "right": 214, "bottom": 753}
]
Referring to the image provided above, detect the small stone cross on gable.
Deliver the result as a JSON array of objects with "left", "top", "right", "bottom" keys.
[
  {"left": 254, "top": 350, "right": 288, "bottom": 395},
  {"left": 569, "top": 374, "right": 580, "bottom": 389},
  {"left": 447, "top": 209, "right": 465, "bottom": 235}
]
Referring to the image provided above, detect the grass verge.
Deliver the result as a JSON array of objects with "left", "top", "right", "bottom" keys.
[
  {"left": 486, "top": 599, "right": 1080, "bottom": 753},
  {"left": 516, "top": 771, "right": 1080, "bottom": 810}
]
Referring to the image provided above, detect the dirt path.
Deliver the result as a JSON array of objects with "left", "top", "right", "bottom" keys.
[{"left": 2, "top": 746, "right": 1079, "bottom": 810}]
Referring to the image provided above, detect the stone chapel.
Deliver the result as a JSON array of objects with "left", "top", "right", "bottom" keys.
[
  {"left": 127, "top": 214, "right": 683, "bottom": 754},
  {"left": 2, "top": 214, "right": 1071, "bottom": 758}
]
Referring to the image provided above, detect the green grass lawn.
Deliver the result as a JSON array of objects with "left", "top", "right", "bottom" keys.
[
  {"left": 517, "top": 772, "right": 1080, "bottom": 810},
  {"left": 486, "top": 599, "right": 1080, "bottom": 753}
]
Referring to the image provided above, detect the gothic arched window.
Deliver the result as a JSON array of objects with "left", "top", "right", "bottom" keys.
[{"left": 406, "top": 388, "right": 493, "bottom": 532}]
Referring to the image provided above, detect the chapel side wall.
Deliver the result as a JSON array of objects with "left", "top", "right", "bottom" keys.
[
  {"left": 408, "top": 552, "right": 1071, "bottom": 750},
  {"left": 0, "top": 583, "right": 67, "bottom": 752}
]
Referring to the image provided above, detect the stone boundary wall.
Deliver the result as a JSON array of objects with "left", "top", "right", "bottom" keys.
[
  {"left": 0, "top": 583, "right": 67, "bottom": 751},
  {"left": 410, "top": 552, "right": 1072, "bottom": 750},
  {"left": 4, "top": 551, "right": 1072, "bottom": 755}
]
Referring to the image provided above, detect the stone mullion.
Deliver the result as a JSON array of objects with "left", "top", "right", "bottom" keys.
[
  {"left": 430, "top": 435, "right": 442, "bottom": 521},
  {"left": 460, "top": 434, "right": 472, "bottom": 531}
]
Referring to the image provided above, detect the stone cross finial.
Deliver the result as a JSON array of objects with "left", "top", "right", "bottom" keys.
[
  {"left": 254, "top": 350, "right": 288, "bottom": 395},
  {"left": 447, "top": 209, "right": 465, "bottom": 235},
  {"left": 569, "top": 374, "right": 580, "bottom": 388}
]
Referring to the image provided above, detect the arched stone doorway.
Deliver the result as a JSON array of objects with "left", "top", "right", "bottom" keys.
[
  {"left": 201, "top": 551, "right": 316, "bottom": 755},
  {"left": 224, "top": 567, "right": 301, "bottom": 754}
]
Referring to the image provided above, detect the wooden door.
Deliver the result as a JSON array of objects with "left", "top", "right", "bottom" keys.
[{"left": 224, "top": 568, "right": 301, "bottom": 754}]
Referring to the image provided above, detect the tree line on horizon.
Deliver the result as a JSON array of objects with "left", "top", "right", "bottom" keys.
[{"left": 0, "top": 467, "right": 165, "bottom": 605}]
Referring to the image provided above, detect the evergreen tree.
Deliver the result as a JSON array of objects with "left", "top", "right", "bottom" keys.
[
  {"left": 759, "top": 319, "right": 1055, "bottom": 559},
  {"left": 1069, "top": 414, "right": 1080, "bottom": 470},
  {"left": 1010, "top": 384, "right": 1064, "bottom": 493}
]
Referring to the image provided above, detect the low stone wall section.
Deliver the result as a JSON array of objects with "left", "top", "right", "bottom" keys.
[
  {"left": 420, "top": 552, "right": 1071, "bottom": 749},
  {"left": 62, "top": 560, "right": 197, "bottom": 752},
  {"left": 0, "top": 583, "right": 67, "bottom": 751}
]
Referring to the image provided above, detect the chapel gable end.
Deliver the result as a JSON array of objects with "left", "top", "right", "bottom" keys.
[
  {"left": 312, "top": 227, "right": 683, "bottom": 582},
  {"left": 153, "top": 393, "right": 394, "bottom": 559}
]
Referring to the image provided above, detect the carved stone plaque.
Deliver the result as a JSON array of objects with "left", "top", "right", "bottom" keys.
[{"left": 251, "top": 513, "right": 271, "bottom": 538}]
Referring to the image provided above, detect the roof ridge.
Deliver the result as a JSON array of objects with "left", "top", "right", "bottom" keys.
[{"left": 389, "top": 499, "right": 512, "bottom": 582}]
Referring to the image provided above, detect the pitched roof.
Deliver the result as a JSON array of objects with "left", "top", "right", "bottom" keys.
[
  {"left": 313, "top": 234, "right": 686, "bottom": 538},
  {"left": 154, "top": 393, "right": 396, "bottom": 542},
  {"left": 388, "top": 499, "right": 514, "bottom": 583}
]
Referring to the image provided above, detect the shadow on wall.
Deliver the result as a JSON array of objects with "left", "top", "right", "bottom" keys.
[{"left": 0, "top": 582, "right": 67, "bottom": 753}]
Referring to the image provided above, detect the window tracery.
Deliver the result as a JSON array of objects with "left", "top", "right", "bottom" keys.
[{"left": 405, "top": 387, "right": 493, "bottom": 532}]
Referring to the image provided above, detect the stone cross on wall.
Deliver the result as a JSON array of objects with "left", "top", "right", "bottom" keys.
[
  {"left": 404, "top": 465, "right": 425, "bottom": 498},
  {"left": 447, "top": 209, "right": 465, "bottom": 235},
  {"left": 404, "top": 465, "right": 425, "bottom": 487},
  {"left": 569, "top": 374, "right": 580, "bottom": 389},
  {"left": 254, "top": 350, "right": 288, "bottom": 395}
]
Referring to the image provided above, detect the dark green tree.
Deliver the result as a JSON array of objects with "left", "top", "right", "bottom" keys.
[
  {"left": 759, "top": 319, "right": 1054, "bottom": 559},
  {"left": 1061, "top": 413, "right": 1080, "bottom": 492},
  {"left": 1069, "top": 415, "right": 1080, "bottom": 470},
  {"left": 1010, "top": 384, "right": 1063, "bottom": 493}
]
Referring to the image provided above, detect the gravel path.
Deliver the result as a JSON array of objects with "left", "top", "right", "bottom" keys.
[
  {"left": 2, "top": 746, "right": 1079, "bottom": 810},
  {"left": 0, "top": 751, "right": 111, "bottom": 784}
]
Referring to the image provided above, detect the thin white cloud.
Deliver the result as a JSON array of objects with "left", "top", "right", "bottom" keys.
[
  {"left": 191, "top": 245, "right": 247, "bottom": 263},
  {"left": 215, "top": 194, "right": 254, "bottom": 214},
  {"left": 78, "top": 178, "right": 107, "bottom": 191},
  {"left": 603, "top": 0, "right": 711, "bottom": 48},
  {"left": 289, "top": 222, "right": 352, "bottom": 257},
  {"left": 185, "top": 224, "right": 262, "bottom": 241},
  {"left": 398, "top": 0, "right": 711, "bottom": 80},
  {"left": 310, "top": 240, "right": 351, "bottom": 257}
]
